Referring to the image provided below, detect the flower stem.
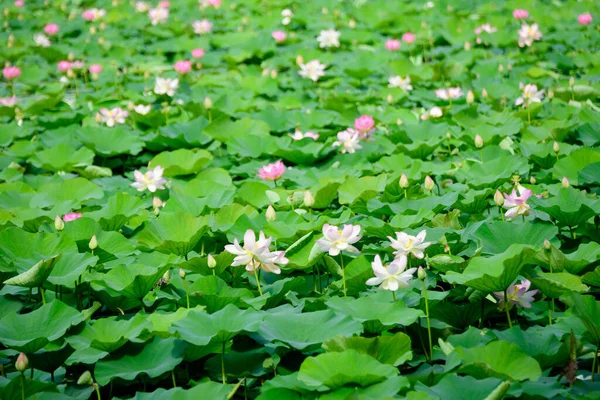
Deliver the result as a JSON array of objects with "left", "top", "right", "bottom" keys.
[
  {"left": 255, "top": 269, "right": 263, "bottom": 296},
  {"left": 20, "top": 373, "right": 25, "bottom": 400},
  {"left": 221, "top": 341, "right": 227, "bottom": 384},
  {"left": 94, "top": 384, "right": 102, "bottom": 400},
  {"left": 183, "top": 278, "right": 190, "bottom": 309},
  {"left": 392, "top": 291, "right": 396, "bottom": 302},
  {"left": 527, "top": 108, "right": 531, "bottom": 124},
  {"left": 403, "top": 189, "right": 408, "bottom": 199},
  {"left": 504, "top": 289, "right": 513, "bottom": 328},
  {"left": 340, "top": 255, "right": 346, "bottom": 297},
  {"left": 172, "top": 369, "right": 176, "bottom": 388},
  {"left": 422, "top": 280, "right": 433, "bottom": 360}
]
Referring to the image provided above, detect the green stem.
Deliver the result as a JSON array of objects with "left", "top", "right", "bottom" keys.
[
  {"left": 340, "top": 255, "right": 346, "bottom": 297},
  {"left": 422, "top": 281, "right": 433, "bottom": 360},
  {"left": 94, "top": 384, "right": 102, "bottom": 400},
  {"left": 254, "top": 268, "right": 263, "bottom": 296},
  {"left": 527, "top": 108, "right": 531, "bottom": 124},
  {"left": 172, "top": 370, "right": 176, "bottom": 388},
  {"left": 504, "top": 289, "right": 513, "bottom": 328},
  {"left": 592, "top": 344, "right": 598, "bottom": 382},
  {"left": 20, "top": 373, "right": 25, "bottom": 400},
  {"left": 499, "top": 206, "right": 505, "bottom": 222},
  {"left": 548, "top": 299, "right": 553, "bottom": 325},
  {"left": 403, "top": 189, "right": 407, "bottom": 199},
  {"left": 221, "top": 341, "right": 227, "bottom": 384},
  {"left": 391, "top": 291, "right": 396, "bottom": 301},
  {"left": 183, "top": 278, "right": 190, "bottom": 309},
  {"left": 40, "top": 287, "right": 45, "bottom": 305}
]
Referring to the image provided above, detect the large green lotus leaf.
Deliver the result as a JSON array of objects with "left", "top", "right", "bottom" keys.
[
  {"left": 297, "top": 350, "right": 398, "bottom": 390},
  {"left": 553, "top": 148, "right": 600, "bottom": 185},
  {"left": 0, "top": 228, "right": 75, "bottom": 272},
  {"left": 90, "top": 263, "right": 170, "bottom": 300},
  {"left": 28, "top": 143, "right": 95, "bottom": 172},
  {"left": 325, "top": 292, "right": 424, "bottom": 328},
  {"left": 530, "top": 187, "right": 598, "bottom": 227},
  {"left": 454, "top": 150, "right": 529, "bottom": 188},
  {"left": 472, "top": 221, "right": 558, "bottom": 255},
  {"left": 67, "top": 313, "right": 151, "bottom": 353},
  {"left": 209, "top": 203, "right": 257, "bottom": 232},
  {"left": 136, "top": 211, "right": 209, "bottom": 256},
  {"left": 564, "top": 242, "right": 600, "bottom": 274},
  {"left": 179, "top": 168, "right": 232, "bottom": 198},
  {"left": 30, "top": 177, "right": 104, "bottom": 209},
  {"left": 494, "top": 326, "right": 570, "bottom": 370},
  {"left": 317, "top": 376, "right": 410, "bottom": 400},
  {"left": 582, "top": 267, "right": 600, "bottom": 287},
  {"left": 235, "top": 182, "right": 272, "bottom": 209},
  {"left": 284, "top": 232, "right": 323, "bottom": 270},
  {"left": 78, "top": 126, "right": 144, "bottom": 156},
  {"left": 85, "top": 192, "right": 146, "bottom": 231},
  {"left": 323, "top": 332, "right": 412, "bottom": 367},
  {"left": 227, "top": 133, "right": 278, "bottom": 158},
  {"left": 156, "top": 116, "right": 212, "bottom": 148},
  {"left": 453, "top": 188, "right": 494, "bottom": 215},
  {"left": 27, "top": 340, "right": 74, "bottom": 373},
  {"left": 563, "top": 294, "right": 600, "bottom": 345},
  {"left": 444, "top": 245, "right": 537, "bottom": 292},
  {"left": 203, "top": 117, "right": 270, "bottom": 142},
  {"left": 145, "top": 308, "right": 197, "bottom": 338},
  {"left": 338, "top": 174, "right": 388, "bottom": 205},
  {"left": 170, "top": 304, "right": 263, "bottom": 345},
  {"left": 413, "top": 374, "right": 503, "bottom": 400},
  {"left": 188, "top": 275, "right": 254, "bottom": 313},
  {"left": 94, "top": 337, "right": 187, "bottom": 386},
  {"left": 448, "top": 340, "right": 542, "bottom": 381},
  {"left": 149, "top": 148, "right": 213, "bottom": 177},
  {"left": 3, "top": 255, "right": 61, "bottom": 288},
  {"left": 527, "top": 270, "right": 588, "bottom": 298},
  {"left": 578, "top": 162, "right": 600, "bottom": 186},
  {"left": 0, "top": 375, "right": 59, "bottom": 399},
  {"left": 0, "top": 300, "right": 84, "bottom": 353},
  {"left": 113, "top": 380, "right": 233, "bottom": 400}
]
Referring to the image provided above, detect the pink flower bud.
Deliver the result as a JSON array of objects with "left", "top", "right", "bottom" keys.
[
  {"left": 16, "top": 353, "right": 28, "bottom": 372},
  {"left": 3, "top": 66, "right": 21, "bottom": 80},
  {"left": 191, "top": 48, "right": 205, "bottom": 58},
  {"left": 44, "top": 23, "right": 60, "bottom": 35},
  {"left": 58, "top": 60, "right": 71, "bottom": 72},
  {"left": 513, "top": 9, "right": 529, "bottom": 20},
  {"left": 578, "top": 13, "right": 592, "bottom": 26},
  {"left": 401, "top": 32, "right": 415, "bottom": 44},
  {"left": 272, "top": 30, "right": 287, "bottom": 43},
  {"left": 174, "top": 60, "right": 192, "bottom": 74},
  {"left": 354, "top": 115, "right": 374, "bottom": 132},
  {"left": 88, "top": 64, "right": 102, "bottom": 74},
  {"left": 385, "top": 39, "right": 400, "bottom": 51},
  {"left": 14, "top": 0, "right": 24, "bottom": 7}
]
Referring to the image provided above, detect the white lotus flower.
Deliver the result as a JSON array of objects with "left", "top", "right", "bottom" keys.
[
  {"left": 332, "top": 129, "right": 362, "bottom": 154},
  {"left": 148, "top": 7, "right": 169, "bottom": 25},
  {"left": 134, "top": 104, "right": 152, "bottom": 115},
  {"left": 388, "top": 75, "right": 413, "bottom": 91},
  {"left": 317, "top": 29, "right": 341, "bottom": 48},
  {"left": 366, "top": 255, "right": 416, "bottom": 291},
  {"left": 435, "top": 87, "right": 463, "bottom": 100},
  {"left": 34, "top": 33, "right": 51, "bottom": 47},
  {"left": 225, "top": 229, "right": 288, "bottom": 274},
  {"left": 515, "top": 83, "right": 544, "bottom": 108},
  {"left": 298, "top": 59, "right": 326, "bottom": 82},
  {"left": 154, "top": 77, "right": 179, "bottom": 96},
  {"left": 518, "top": 23, "right": 542, "bottom": 47},
  {"left": 193, "top": 19, "right": 213, "bottom": 35},
  {"left": 131, "top": 166, "right": 167, "bottom": 192},
  {"left": 135, "top": 2, "right": 149, "bottom": 12},
  {"left": 388, "top": 230, "right": 432, "bottom": 259},
  {"left": 421, "top": 106, "right": 443, "bottom": 120},
  {"left": 316, "top": 223, "right": 362, "bottom": 256},
  {"left": 289, "top": 129, "right": 319, "bottom": 141},
  {"left": 96, "top": 107, "right": 128, "bottom": 127}
]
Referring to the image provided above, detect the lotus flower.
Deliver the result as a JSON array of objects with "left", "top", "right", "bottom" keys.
[
  {"left": 44, "top": 23, "right": 59, "bottom": 35},
  {"left": 388, "top": 75, "right": 412, "bottom": 91},
  {"left": 354, "top": 115, "right": 375, "bottom": 134},
  {"left": 154, "top": 77, "right": 179, "bottom": 96},
  {"left": 298, "top": 59, "right": 326, "bottom": 82},
  {"left": 148, "top": 7, "right": 169, "bottom": 25},
  {"left": 402, "top": 32, "right": 415, "bottom": 44},
  {"left": 193, "top": 19, "right": 212, "bottom": 35},
  {"left": 518, "top": 23, "right": 542, "bottom": 47},
  {"left": 513, "top": 9, "right": 529, "bottom": 20},
  {"left": 82, "top": 8, "right": 106, "bottom": 21},
  {"left": 493, "top": 279, "right": 538, "bottom": 309},
  {"left": 515, "top": 83, "right": 544, "bottom": 108},
  {"left": 34, "top": 33, "right": 51, "bottom": 47},
  {"left": 0, "top": 96, "right": 17, "bottom": 107},
  {"left": 3, "top": 66, "right": 21, "bottom": 80},
  {"left": 131, "top": 166, "right": 167, "bottom": 192},
  {"left": 316, "top": 29, "right": 341, "bottom": 48},
  {"left": 333, "top": 129, "right": 362, "bottom": 154},
  {"left": 366, "top": 254, "right": 416, "bottom": 291},
  {"left": 96, "top": 107, "right": 128, "bottom": 127},
  {"left": 63, "top": 212, "right": 83, "bottom": 222},
  {"left": 503, "top": 188, "right": 532, "bottom": 219},
  {"left": 435, "top": 87, "right": 463, "bottom": 100},
  {"left": 134, "top": 104, "right": 151, "bottom": 115},
  {"left": 88, "top": 64, "right": 102, "bottom": 74},
  {"left": 272, "top": 31, "right": 286, "bottom": 43},
  {"left": 316, "top": 223, "right": 362, "bottom": 256},
  {"left": 257, "top": 160, "right": 285, "bottom": 181},
  {"left": 388, "top": 230, "right": 432, "bottom": 259},
  {"left": 191, "top": 48, "right": 205, "bottom": 58},
  {"left": 289, "top": 129, "right": 319, "bottom": 141},
  {"left": 385, "top": 39, "right": 400, "bottom": 51},
  {"left": 174, "top": 60, "right": 192, "bottom": 74},
  {"left": 578, "top": 13, "right": 592, "bottom": 26},
  {"left": 225, "top": 229, "right": 288, "bottom": 274},
  {"left": 58, "top": 61, "right": 71, "bottom": 72}
]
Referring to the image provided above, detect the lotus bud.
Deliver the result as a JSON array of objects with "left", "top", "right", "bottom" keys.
[
  {"left": 417, "top": 266, "right": 426, "bottom": 280},
  {"left": 529, "top": 176, "right": 536, "bottom": 185},
  {"left": 386, "top": 94, "right": 393, "bottom": 103},
  {"left": 266, "top": 205, "right": 277, "bottom": 222},
  {"left": 474, "top": 134, "right": 483, "bottom": 149},
  {"left": 569, "top": 76, "right": 575, "bottom": 87},
  {"left": 304, "top": 190, "right": 315, "bottom": 207},
  {"left": 553, "top": 141, "right": 560, "bottom": 154},
  {"left": 544, "top": 239, "right": 551, "bottom": 251},
  {"left": 207, "top": 254, "right": 217, "bottom": 269},
  {"left": 424, "top": 176, "right": 435, "bottom": 192},
  {"left": 152, "top": 197, "right": 164, "bottom": 210},
  {"left": 89, "top": 235, "right": 98, "bottom": 250},
  {"left": 162, "top": 269, "right": 170, "bottom": 283},
  {"left": 494, "top": 189, "right": 504, "bottom": 206},
  {"left": 261, "top": 68, "right": 269, "bottom": 77},
  {"left": 15, "top": 353, "right": 28, "bottom": 372},
  {"left": 547, "top": 89, "right": 554, "bottom": 99},
  {"left": 77, "top": 370, "right": 94, "bottom": 386},
  {"left": 399, "top": 173, "right": 409, "bottom": 189},
  {"left": 296, "top": 55, "right": 304, "bottom": 66},
  {"left": 270, "top": 69, "right": 278, "bottom": 79},
  {"left": 464, "top": 41, "right": 471, "bottom": 51},
  {"left": 507, "top": 64, "right": 513, "bottom": 71},
  {"left": 498, "top": 64, "right": 504, "bottom": 73},
  {"left": 179, "top": 268, "right": 186, "bottom": 278},
  {"left": 466, "top": 90, "right": 474, "bottom": 104},
  {"left": 348, "top": 19, "right": 356, "bottom": 28},
  {"left": 481, "top": 88, "right": 488, "bottom": 99},
  {"left": 204, "top": 97, "right": 212, "bottom": 109},
  {"left": 561, "top": 177, "right": 569, "bottom": 188},
  {"left": 54, "top": 215, "right": 65, "bottom": 231}
]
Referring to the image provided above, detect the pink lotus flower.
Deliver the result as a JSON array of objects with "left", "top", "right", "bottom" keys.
[
  {"left": 578, "top": 13, "right": 592, "bottom": 26},
  {"left": 0, "top": 96, "right": 17, "bottom": 107},
  {"left": 493, "top": 279, "right": 538, "bottom": 309},
  {"left": 3, "top": 66, "right": 21, "bottom": 80},
  {"left": 385, "top": 39, "right": 400, "bottom": 51},
  {"left": 44, "top": 24, "right": 60, "bottom": 35},
  {"left": 82, "top": 8, "right": 106, "bottom": 21},
  {"left": 70, "top": 61, "right": 85, "bottom": 70},
  {"left": 503, "top": 188, "right": 533, "bottom": 219},
  {"left": 289, "top": 129, "right": 319, "bottom": 141},
  {"left": 158, "top": 0, "right": 170, "bottom": 7},
  {"left": 208, "top": 0, "right": 222, "bottom": 7},
  {"left": 354, "top": 115, "right": 374, "bottom": 132},
  {"left": 89, "top": 64, "right": 102, "bottom": 74},
  {"left": 513, "top": 9, "right": 529, "bottom": 20},
  {"left": 14, "top": 0, "right": 24, "bottom": 7},
  {"left": 317, "top": 224, "right": 362, "bottom": 256},
  {"left": 63, "top": 212, "right": 83, "bottom": 222},
  {"left": 191, "top": 48, "right": 205, "bottom": 58},
  {"left": 257, "top": 160, "right": 285, "bottom": 181},
  {"left": 402, "top": 32, "right": 415, "bottom": 44},
  {"left": 272, "top": 30, "right": 287, "bottom": 43},
  {"left": 174, "top": 60, "right": 192, "bottom": 74},
  {"left": 58, "top": 61, "right": 71, "bottom": 72}
]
